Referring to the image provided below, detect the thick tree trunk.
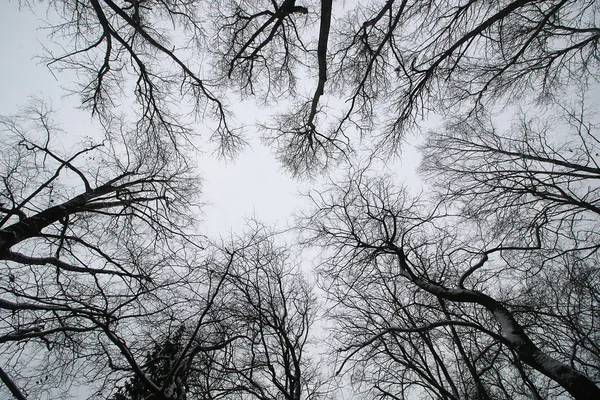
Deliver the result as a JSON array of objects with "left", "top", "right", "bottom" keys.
[
  {"left": 396, "top": 252, "right": 600, "bottom": 399},
  {"left": 0, "top": 367, "right": 27, "bottom": 400},
  {"left": 520, "top": 346, "right": 600, "bottom": 400},
  {"left": 489, "top": 308, "right": 600, "bottom": 400},
  {"left": 0, "top": 184, "right": 115, "bottom": 253}
]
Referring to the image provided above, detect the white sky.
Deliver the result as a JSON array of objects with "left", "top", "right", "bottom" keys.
[
  {"left": 2, "top": 4, "right": 598, "bottom": 400},
  {"left": 0, "top": 2, "right": 309, "bottom": 237},
  {"left": 0, "top": 1, "right": 424, "bottom": 240}
]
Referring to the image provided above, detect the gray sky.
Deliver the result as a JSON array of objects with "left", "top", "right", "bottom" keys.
[
  {"left": 1, "top": 3, "right": 598, "bottom": 400},
  {"left": 0, "top": 1, "right": 424, "bottom": 240},
  {"left": 0, "top": 1, "right": 313, "bottom": 237}
]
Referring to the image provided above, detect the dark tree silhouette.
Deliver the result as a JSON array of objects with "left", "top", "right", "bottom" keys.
[
  {"left": 0, "top": 103, "right": 205, "bottom": 398},
  {"left": 38, "top": 0, "right": 239, "bottom": 157},
  {"left": 110, "top": 326, "right": 188, "bottom": 400},
  {"left": 303, "top": 98, "right": 600, "bottom": 399},
  {"left": 6, "top": 1, "right": 600, "bottom": 399},
  {"left": 106, "top": 224, "right": 326, "bottom": 400},
  {"left": 216, "top": 225, "right": 325, "bottom": 400},
  {"left": 28, "top": 0, "right": 599, "bottom": 173},
  {"left": 329, "top": 0, "right": 600, "bottom": 148}
]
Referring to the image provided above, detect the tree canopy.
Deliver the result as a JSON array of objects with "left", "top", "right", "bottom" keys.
[{"left": 1, "top": 0, "right": 599, "bottom": 399}]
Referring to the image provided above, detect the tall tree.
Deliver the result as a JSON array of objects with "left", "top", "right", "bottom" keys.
[
  {"left": 6, "top": 0, "right": 600, "bottom": 398},
  {"left": 303, "top": 97, "right": 600, "bottom": 399},
  {"left": 106, "top": 224, "right": 326, "bottom": 400},
  {"left": 0, "top": 103, "right": 207, "bottom": 398},
  {"left": 31, "top": 0, "right": 598, "bottom": 175},
  {"left": 216, "top": 225, "right": 325, "bottom": 400}
]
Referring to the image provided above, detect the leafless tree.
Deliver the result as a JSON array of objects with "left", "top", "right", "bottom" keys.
[
  {"left": 104, "top": 240, "right": 243, "bottom": 400},
  {"left": 31, "top": 0, "right": 241, "bottom": 157},
  {"left": 330, "top": 0, "right": 600, "bottom": 149},
  {"left": 200, "top": 0, "right": 343, "bottom": 176},
  {"left": 303, "top": 98, "right": 600, "bottom": 399},
  {"left": 419, "top": 96, "right": 600, "bottom": 395},
  {"left": 214, "top": 224, "right": 325, "bottom": 400},
  {"left": 20, "top": 0, "right": 600, "bottom": 174},
  {"left": 9, "top": 1, "right": 600, "bottom": 399},
  {"left": 107, "top": 224, "right": 327, "bottom": 400},
  {"left": 0, "top": 102, "right": 205, "bottom": 398},
  {"left": 202, "top": 0, "right": 600, "bottom": 169},
  {"left": 208, "top": 0, "right": 600, "bottom": 164}
]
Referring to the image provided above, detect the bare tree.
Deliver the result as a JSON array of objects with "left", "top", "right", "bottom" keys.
[
  {"left": 20, "top": 0, "right": 600, "bottom": 174},
  {"left": 107, "top": 224, "right": 327, "bottom": 400},
  {"left": 105, "top": 249, "right": 240, "bottom": 400},
  {"left": 207, "top": 0, "right": 600, "bottom": 163},
  {"left": 419, "top": 97, "right": 600, "bottom": 394},
  {"left": 216, "top": 224, "right": 325, "bottom": 400},
  {"left": 198, "top": 0, "right": 343, "bottom": 176},
  {"left": 303, "top": 100, "right": 600, "bottom": 400},
  {"left": 196, "top": 0, "right": 600, "bottom": 169},
  {"left": 0, "top": 103, "right": 205, "bottom": 398},
  {"left": 8, "top": 1, "right": 600, "bottom": 399},
  {"left": 31, "top": 0, "right": 241, "bottom": 157},
  {"left": 330, "top": 0, "right": 600, "bottom": 149}
]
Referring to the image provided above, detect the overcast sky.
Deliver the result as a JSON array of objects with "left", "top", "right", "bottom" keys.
[
  {"left": 0, "top": 1, "right": 425, "bottom": 242},
  {"left": 0, "top": 2, "right": 308, "bottom": 237}
]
